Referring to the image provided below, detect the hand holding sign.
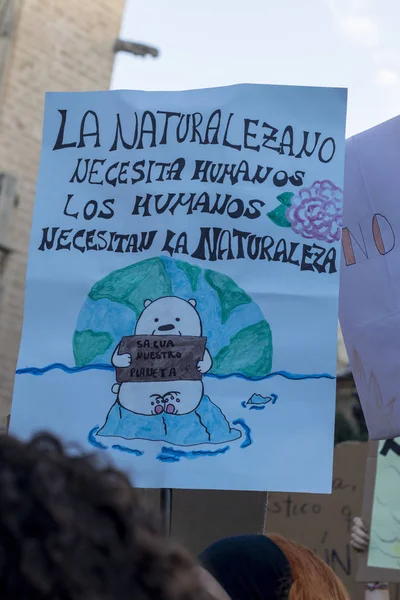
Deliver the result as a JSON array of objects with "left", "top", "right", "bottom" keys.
[
  {"left": 113, "top": 352, "right": 131, "bottom": 368},
  {"left": 197, "top": 352, "right": 212, "bottom": 374},
  {"left": 351, "top": 517, "right": 370, "bottom": 553}
]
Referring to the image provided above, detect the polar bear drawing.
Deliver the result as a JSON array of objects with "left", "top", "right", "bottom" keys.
[{"left": 111, "top": 296, "right": 212, "bottom": 416}]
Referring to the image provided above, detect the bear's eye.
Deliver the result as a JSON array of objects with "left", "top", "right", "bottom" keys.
[
  {"left": 176, "top": 318, "right": 180, "bottom": 322},
  {"left": 154, "top": 318, "right": 159, "bottom": 322}
]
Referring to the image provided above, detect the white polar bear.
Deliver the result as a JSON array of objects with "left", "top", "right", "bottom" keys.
[{"left": 111, "top": 296, "right": 213, "bottom": 416}]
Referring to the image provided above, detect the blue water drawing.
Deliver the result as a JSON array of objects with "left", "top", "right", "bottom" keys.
[
  {"left": 88, "top": 426, "right": 108, "bottom": 450},
  {"left": 156, "top": 445, "right": 230, "bottom": 463},
  {"left": 111, "top": 445, "right": 144, "bottom": 456},
  {"left": 156, "top": 455, "right": 180, "bottom": 463},
  {"left": 233, "top": 419, "right": 252, "bottom": 448},
  {"left": 88, "top": 426, "right": 143, "bottom": 455},
  {"left": 88, "top": 423, "right": 251, "bottom": 463},
  {"left": 16, "top": 364, "right": 334, "bottom": 381},
  {"left": 98, "top": 396, "right": 241, "bottom": 446}
]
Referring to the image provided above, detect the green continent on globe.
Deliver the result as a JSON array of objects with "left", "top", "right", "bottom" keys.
[
  {"left": 204, "top": 269, "right": 252, "bottom": 324},
  {"left": 89, "top": 257, "right": 172, "bottom": 316},
  {"left": 212, "top": 321, "right": 273, "bottom": 378},
  {"left": 73, "top": 330, "right": 114, "bottom": 367}
]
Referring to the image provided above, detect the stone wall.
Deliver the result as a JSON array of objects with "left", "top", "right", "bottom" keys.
[{"left": 0, "top": 0, "right": 124, "bottom": 417}]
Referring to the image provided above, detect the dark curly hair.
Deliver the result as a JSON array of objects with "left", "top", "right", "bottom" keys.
[{"left": 0, "top": 433, "right": 211, "bottom": 600}]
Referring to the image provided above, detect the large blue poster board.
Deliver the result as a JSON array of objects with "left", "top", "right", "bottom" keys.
[{"left": 10, "top": 84, "right": 347, "bottom": 491}]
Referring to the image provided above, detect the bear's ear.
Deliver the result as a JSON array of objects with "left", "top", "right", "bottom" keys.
[
  {"left": 144, "top": 299, "right": 152, "bottom": 308},
  {"left": 188, "top": 298, "right": 197, "bottom": 308}
]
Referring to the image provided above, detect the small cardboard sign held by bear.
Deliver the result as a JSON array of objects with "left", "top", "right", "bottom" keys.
[{"left": 116, "top": 335, "right": 207, "bottom": 383}]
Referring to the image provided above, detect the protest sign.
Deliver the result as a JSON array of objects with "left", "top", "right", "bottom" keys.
[
  {"left": 171, "top": 488, "right": 267, "bottom": 554},
  {"left": 10, "top": 85, "right": 347, "bottom": 491},
  {"left": 340, "top": 116, "right": 400, "bottom": 440},
  {"left": 267, "top": 442, "right": 368, "bottom": 600},
  {"left": 358, "top": 438, "right": 400, "bottom": 581}
]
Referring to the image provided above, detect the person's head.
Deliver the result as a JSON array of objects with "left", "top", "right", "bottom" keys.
[
  {"left": 199, "top": 534, "right": 350, "bottom": 600},
  {"left": 269, "top": 535, "right": 350, "bottom": 600},
  {"left": 0, "top": 432, "right": 210, "bottom": 600},
  {"left": 199, "top": 535, "right": 292, "bottom": 600}
]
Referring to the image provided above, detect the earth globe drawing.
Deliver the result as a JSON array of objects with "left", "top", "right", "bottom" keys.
[{"left": 73, "top": 256, "right": 273, "bottom": 447}]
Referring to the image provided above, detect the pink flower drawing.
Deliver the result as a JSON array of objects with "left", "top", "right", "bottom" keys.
[{"left": 286, "top": 180, "right": 343, "bottom": 243}]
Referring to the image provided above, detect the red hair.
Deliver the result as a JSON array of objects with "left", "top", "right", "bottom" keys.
[{"left": 269, "top": 535, "right": 350, "bottom": 600}]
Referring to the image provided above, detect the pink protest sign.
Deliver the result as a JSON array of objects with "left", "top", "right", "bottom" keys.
[{"left": 340, "top": 116, "right": 400, "bottom": 439}]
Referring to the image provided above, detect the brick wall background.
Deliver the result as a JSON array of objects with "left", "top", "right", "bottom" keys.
[{"left": 0, "top": 0, "right": 124, "bottom": 418}]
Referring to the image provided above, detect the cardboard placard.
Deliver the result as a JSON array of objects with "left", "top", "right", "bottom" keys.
[
  {"left": 358, "top": 439, "right": 400, "bottom": 582},
  {"left": 171, "top": 489, "right": 267, "bottom": 555},
  {"left": 116, "top": 335, "right": 206, "bottom": 383},
  {"left": 266, "top": 442, "right": 368, "bottom": 600}
]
